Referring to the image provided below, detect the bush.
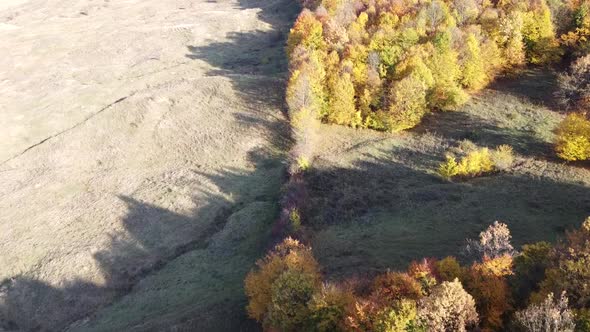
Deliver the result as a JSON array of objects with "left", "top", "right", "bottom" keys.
[
  {"left": 456, "top": 147, "right": 494, "bottom": 177},
  {"left": 439, "top": 145, "right": 516, "bottom": 179},
  {"left": 491, "top": 145, "right": 515, "bottom": 171},
  {"left": 554, "top": 113, "right": 590, "bottom": 161},
  {"left": 418, "top": 279, "right": 479, "bottom": 332},
  {"left": 513, "top": 292, "right": 576, "bottom": 332},
  {"left": 438, "top": 156, "right": 460, "bottom": 180}
]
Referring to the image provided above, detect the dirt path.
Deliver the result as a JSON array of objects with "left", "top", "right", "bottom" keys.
[{"left": 0, "top": 0, "right": 295, "bottom": 330}]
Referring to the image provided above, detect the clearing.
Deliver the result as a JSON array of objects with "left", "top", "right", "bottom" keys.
[{"left": 306, "top": 70, "right": 590, "bottom": 278}]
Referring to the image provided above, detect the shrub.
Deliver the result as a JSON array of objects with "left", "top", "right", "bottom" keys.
[
  {"left": 289, "top": 208, "right": 302, "bottom": 231},
  {"left": 554, "top": 113, "right": 590, "bottom": 161},
  {"left": 418, "top": 279, "right": 479, "bottom": 332},
  {"left": 513, "top": 292, "right": 576, "bottom": 332},
  {"left": 465, "top": 221, "right": 516, "bottom": 261},
  {"left": 491, "top": 145, "right": 515, "bottom": 171},
  {"left": 439, "top": 146, "right": 503, "bottom": 179},
  {"left": 438, "top": 156, "right": 459, "bottom": 180},
  {"left": 456, "top": 147, "right": 494, "bottom": 177}
]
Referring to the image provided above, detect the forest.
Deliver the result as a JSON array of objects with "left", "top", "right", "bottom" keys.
[{"left": 244, "top": 0, "right": 590, "bottom": 331}]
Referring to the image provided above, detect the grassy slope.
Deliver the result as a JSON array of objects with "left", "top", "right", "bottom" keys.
[
  {"left": 72, "top": 154, "right": 285, "bottom": 332},
  {"left": 60, "top": 1, "right": 299, "bottom": 330},
  {"left": 307, "top": 69, "right": 590, "bottom": 278}
]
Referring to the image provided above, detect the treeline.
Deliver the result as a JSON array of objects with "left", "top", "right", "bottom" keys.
[
  {"left": 285, "top": 0, "right": 590, "bottom": 165},
  {"left": 245, "top": 219, "right": 590, "bottom": 331},
  {"left": 287, "top": 0, "right": 562, "bottom": 134}
]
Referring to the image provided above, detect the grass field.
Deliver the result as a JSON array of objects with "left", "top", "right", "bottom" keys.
[
  {"left": 0, "top": 0, "right": 297, "bottom": 330},
  {"left": 306, "top": 69, "right": 590, "bottom": 279}
]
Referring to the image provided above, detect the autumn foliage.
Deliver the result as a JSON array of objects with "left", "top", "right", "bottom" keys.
[
  {"left": 286, "top": 0, "right": 568, "bottom": 135},
  {"left": 245, "top": 219, "right": 590, "bottom": 331}
]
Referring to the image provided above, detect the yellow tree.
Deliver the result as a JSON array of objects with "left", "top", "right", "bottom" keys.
[{"left": 461, "top": 34, "right": 487, "bottom": 90}]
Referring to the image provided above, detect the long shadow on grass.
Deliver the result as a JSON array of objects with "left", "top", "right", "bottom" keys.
[
  {"left": 0, "top": 149, "right": 283, "bottom": 332},
  {"left": 306, "top": 146, "right": 590, "bottom": 279},
  {"left": 488, "top": 69, "right": 560, "bottom": 108}
]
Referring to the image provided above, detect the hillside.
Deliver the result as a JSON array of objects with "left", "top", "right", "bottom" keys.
[{"left": 0, "top": 0, "right": 296, "bottom": 330}]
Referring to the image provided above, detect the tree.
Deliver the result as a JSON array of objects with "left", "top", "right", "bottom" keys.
[
  {"left": 373, "top": 299, "right": 421, "bottom": 332},
  {"left": 418, "top": 279, "right": 479, "bottom": 332},
  {"left": 244, "top": 238, "right": 321, "bottom": 325},
  {"left": 287, "top": 10, "right": 325, "bottom": 57},
  {"left": 501, "top": 12, "right": 526, "bottom": 67},
  {"left": 308, "top": 283, "right": 354, "bottom": 332},
  {"left": 371, "top": 272, "right": 424, "bottom": 304},
  {"left": 267, "top": 270, "right": 320, "bottom": 331},
  {"left": 538, "top": 218, "right": 590, "bottom": 308},
  {"left": 384, "top": 74, "right": 428, "bottom": 132},
  {"left": 462, "top": 258, "right": 513, "bottom": 330},
  {"left": 461, "top": 34, "right": 487, "bottom": 90},
  {"left": 466, "top": 221, "right": 516, "bottom": 261},
  {"left": 557, "top": 54, "right": 590, "bottom": 111},
  {"left": 513, "top": 292, "right": 576, "bottom": 332},
  {"left": 510, "top": 242, "right": 552, "bottom": 307},
  {"left": 327, "top": 71, "right": 361, "bottom": 127},
  {"left": 436, "top": 256, "right": 463, "bottom": 282},
  {"left": 521, "top": 2, "right": 561, "bottom": 64},
  {"left": 554, "top": 113, "right": 590, "bottom": 161}
]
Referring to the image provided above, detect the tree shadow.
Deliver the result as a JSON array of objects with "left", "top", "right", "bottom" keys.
[
  {"left": 487, "top": 69, "right": 560, "bottom": 109},
  {"left": 305, "top": 145, "right": 590, "bottom": 278},
  {"left": 0, "top": 148, "right": 285, "bottom": 331}
]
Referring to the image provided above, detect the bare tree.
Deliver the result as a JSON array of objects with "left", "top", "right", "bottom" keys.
[
  {"left": 514, "top": 292, "right": 576, "bottom": 332},
  {"left": 465, "top": 221, "right": 516, "bottom": 261}
]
